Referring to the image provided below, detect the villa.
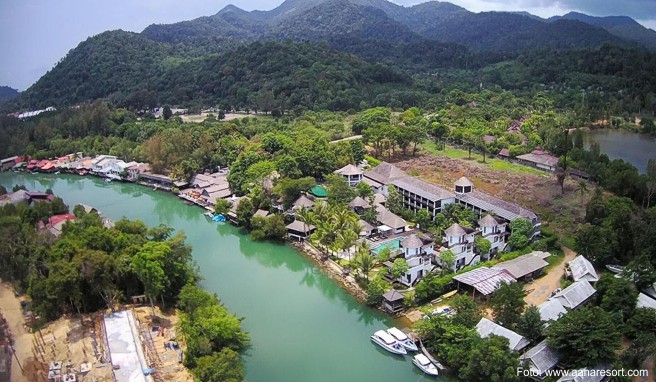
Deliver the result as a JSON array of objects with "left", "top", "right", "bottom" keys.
[
  {"left": 334, "top": 164, "right": 364, "bottom": 187},
  {"left": 478, "top": 214, "right": 508, "bottom": 256},
  {"left": 383, "top": 233, "right": 435, "bottom": 287},
  {"left": 440, "top": 223, "right": 477, "bottom": 270}
]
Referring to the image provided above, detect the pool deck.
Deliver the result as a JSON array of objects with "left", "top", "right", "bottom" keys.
[{"left": 367, "top": 230, "right": 418, "bottom": 252}]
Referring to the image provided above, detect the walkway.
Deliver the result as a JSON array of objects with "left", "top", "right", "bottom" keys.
[{"left": 523, "top": 247, "right": 576, "bottom": 306}]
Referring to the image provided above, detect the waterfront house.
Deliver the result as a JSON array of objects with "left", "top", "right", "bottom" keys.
[
  {"left": 567, "top": 256, "right": 599, "bottom": 283},
  {"left": 492, "top": 251, "right": 550, "bottom": 281},
  {"left": 550, "top": 281, "right": 596, "bottom": 310},
  {"left": 538, "top": 299, "right": 567, "bottom": 324},
  {"left": 334, "top": 164, "right": 364, "bottom": 187},
  {"left": 453, "top": 268, "right": 516, "bottom": 298},
  {"left": 441, "top": 223, "right": 477, "bottom": 269},
  {"left": 382, "top": 290, "right": 405, "bottom": 314},
  {"left": 476, "top": 318, "right": 530, "bottom": 352},
  {"left": 520, "top": 340, "right": 561, "bottom": 380},
  {"left": 91, "top": 155, "right": 118, "bottom": 175},
  {"left": 1, "top": 156, "right": 19, "bottom": 170},
  {"left": 516, "top": 148, "right": 559, "bottom": 172},
  {"left": 391, "top": 176, "right": 454, "bottom": 219},
  {"left": 478, "top": 214, "right": 508, "bottom": 257},
  {"left": 139, "top": 172, "right": 188, "bottom": 190},
  {"left": 285, "top": 219, "right": 316, "bottom": 241}
]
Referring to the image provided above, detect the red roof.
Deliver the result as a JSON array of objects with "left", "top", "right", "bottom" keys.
[
  {"left": 41, "top": 162, "right": 56, "bottom": 170},
  {"left": 48, "top": 214, "right": 75, "bottom": 226},
  {"left": 36, "top": 160, "right": 49, "bottom": 168}
]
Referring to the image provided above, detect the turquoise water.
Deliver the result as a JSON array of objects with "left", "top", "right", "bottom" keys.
[
  {"left": 372, "top": 238, "right": 403, "bottom": 255},
  {"left": 0, "top": 173, "right": 453, "bottom": 382},
  {"left": 310, "top": 184, "right": 328, "bottom": 197}
]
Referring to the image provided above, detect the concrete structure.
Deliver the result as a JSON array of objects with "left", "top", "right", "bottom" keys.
[
  {"left": 441, "top": 223, "right": 477, "bottom": 269},
  {"left": 375, "top": 205, "right": 406, "bottom": 234},
  {"left": 478, "top": 214, "right": 508, "bottom": 257},
  {"left": 382, "top": 290, "right": 405, "bottom": 314},
  {"left": 392, "top": 234, "right": 435, "bottom": 286},
  {"left": 103, "top": 311, "right": 149, "bottom": 382},
  {"left": 391, "top": 176, "right": 454, "bottom": 219},
  {"left": 476, "top": 318, "right": 530, "bottom": 352}
]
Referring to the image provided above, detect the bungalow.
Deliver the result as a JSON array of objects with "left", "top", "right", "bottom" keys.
[
  {"left": 498, "top": 148, "right": 511, "bottom": 159},
  {"left": 1, "top": 156, "right": 19, "bottom": 171},
  {"left": 453, "top": 267, "right": 516, "bottom": 298},
  {"left": 334, "top": 164, "right": 364, "bottom": 187},
  {"left": 391, "top": 176, "right": 455, "bottom": 219},
  {"left": 478, "top": 214, "right": 508, "bottom": 257},
  {"left": 253, "top": 209, "right": 270, "bottom": 219},
  {"left": 516, "top": 148, "right": 559, "bottom": 172},
  {"left": 285, "top": 220, "right": 316, "bottom": 241},
  {"left": 550, "top": 281, "right": 596, "bottom": 310},
  {"left": 362, "top": 162, "right": 408, "bottom": 194},
  {"left": 520, "top": 340, "right": 561, "bottom": 380},
  {"left": 291, "top": 195, "right": 315, "bottom": 212},
  {"left": 538, "top": 299, "right": 567, "bottom": 324},
  {"left": 348, "top": 196, "right": 371, "bottom": 214},
  {"left": 139, "top": 172, "right": 188, "bottom": 190},
  {"left": 387, "top": 233, "right": 435, "bottom": 287},
  {"left": 358, "top": 219, "right": 374, "bottom": 237},
  {"left": 476, "top": 318, "right": 530, "bottom": 352},
  {"left": 26, "top": 159, "right": 39, "bottom": 172},
  {"left": 493, "top": 251, "right": 550, "bottom": 281},
  {"left": 46, "top": 214, "right": 76, "bottom": 237},
  {"left": 568, "top": 256, "right": 599, "bottom": 283},
  {"left": 375, "top": 205, "right": 406, "bottom": 234},
  {"left": 441, "top": 223, "right": 477, "bottom": 269},
  {"left": 382, "top": 290, "right": 405, "bottom": 314},
  {"left": 226, "top": 197, "right": 246, "bottom": 224}
]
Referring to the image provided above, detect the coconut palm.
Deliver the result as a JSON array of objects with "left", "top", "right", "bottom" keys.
[
  {"left": 296, "top": 206, "right": 313, "bottom": 237},
  {"left": 354, "top": 250, "right": 376, "bottom": 282},
  {"left": 337, "top": 229, "right": 358, "bottom": 261}
]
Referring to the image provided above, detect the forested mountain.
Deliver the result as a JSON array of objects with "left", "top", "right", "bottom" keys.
[
  {"left": 550, "top": 12, "right": 656, "bottom": 50},
  {"left": 0, "top": 86, "right": 19, "bottom": 104},
  {"left": 142, "top": 0, "right": 638, "bottom": 52}
]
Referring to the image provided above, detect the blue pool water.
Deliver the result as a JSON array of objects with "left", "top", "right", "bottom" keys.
[{"left": 371, "top": 238, "right": 403, "bottom": 255}]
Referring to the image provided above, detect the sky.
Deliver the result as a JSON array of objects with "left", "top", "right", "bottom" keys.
[{"left": 1, "top": 0, "right": 655, "bottom": 91}]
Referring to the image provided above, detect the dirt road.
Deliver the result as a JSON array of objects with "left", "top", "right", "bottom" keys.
[
  {"left": 0, "top": 283, "right": 37, "bottom": 382},
  {"left": 523, "top": 247, "right": 576, "bottom": 306}
]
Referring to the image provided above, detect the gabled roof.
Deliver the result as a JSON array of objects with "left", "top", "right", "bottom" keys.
[
  {"left": 285, "top": 220, "right": 315, "bottom": 233},
  {"left": 493, "top": 251, "right": 550, "bottom": 279},
  {"left": 636, "top": 292, "right": 656, "bottom": 309},
  {"left": 538, "top": 299, "right": 567, "bottom": 322},
  {"left": 551, "top": 281, "right": 596, "bottom": 310},
  {"left": 568, "top": 256, "right": 599, "bottom": 283},
  {"left": 375, "top": 205, "right": 406, "bottom": 230},
  {"left": 363, "top": 162, "right": 407, "bottom": 186},
  {"left": 444, "top": 223, "right": 475, "bottom": 237},
  {"left": 334, "top": 164, "right": 363, "bottom": 176},
  {"left": 453, "top": 267, "right": 516, "bottom": 296},
  {"left": 358, "top": 219, "right": 374, "bottom": 233},
  {"left": 476, "top": 318, "right": 530, "bottom": 351},
  {"left": 520, "top": 340, "right": 560, "bottom": 376},
  {"left": 253, "top": 209, "right": 270, "bottom": 218},
  {"left": 556, "top": 366, "right": 608, "bottom": 382},
  {"left": 455, "top": 176, "right": 474, "bottom": 187},
  {"left": 348, "top": 196, "right": 371, "bottom": 209},
  {"left": 517, "top": 150, "right": 559, "bottom": 167},
  {"left": 391, "top": 176, "right": 454, "bottom": 202},
  {"left": 292, "top": 195, "right": 315, "bottom": 209},
  {"left": 456, "top": 190, "right": 538, "bottom": 221},
  {"left": 479, "top": 214, "right": 503, "bottom": 227}
]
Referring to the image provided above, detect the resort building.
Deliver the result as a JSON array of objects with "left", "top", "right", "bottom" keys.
[
  {"left": 391, "top": 176, "right": 454, "bottom": 219},
  {"left": 291, "top": 195, "right": 315, "bottom": 212},
  {"left": 538, "top": 299, "right": 567, "bottom": 324},
  {"left": 382, "top": 290, "right": 405, "bottom": 314},
  {"left": 348, "top": 196, "right": 371, "bottom": 214},
  {"left": 362, "top": 162, "right": 408, "bottom": 194},
  {"left": 550, "top": 281, "right": 596, "bottom": 310},
  {"left": 386, "top": 233, "right": 435, "bottom": 287},
  {"left": 567, "top": 256, "right": 599, "bottom": 283},
  {"left": 285, "top": 220, "right": 316, "bottom": 241},
  {"left": 181, "top": 172, "right": 232, "bottom": 208},
  {"left": 1, "top": 156, "right": 19, "bottom": 170},
  {"left": 453, "top": 267, "right": 516, "bottom": 298},
  {"left": 440, "top": 223, "right": 477, "bottom": 269},
  {"left": 478, "top": 214, "right": 508, "bottom": 256},
  {"left": 516, "top": 148, "right": 560, "bottom": 172},
  {"left": 476, "top": 318, "right": 530, "bottom": 352},
  {"left": 334, "top": 164, "right": 364, "bottom": 187},
  {"left": 520, "top": 340, "right": 561, "bottom": 380},
  {"left": 375, "top": 205, "right": 407, "bottom": 234}
]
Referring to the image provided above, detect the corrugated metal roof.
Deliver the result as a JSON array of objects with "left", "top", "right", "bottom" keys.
[
  {"left": 520, "top": 340, "right": 560, "bottom": 375},
  {"left": 637, "top": 293, "right": 656, "bottom": 309},
  {"left": 493, "top": 252, "right": 550, "bottom": 279},
  {"left": 476, "top": 318, "right": 530, "bottom": 351},
  {"left": 538, "top": 299, "right": 567, "bottom": 322},
  {"left": 453, "top": 267, "right": 517, "bottom": 296},
  {"left": 457, "top": 190, "right": 538, "bottom": 221},
  {"left": 569, "top": 256, "right": 599, "bottom": 282},
  {"left": 551, "top": 281, "right": 596, "bottom": 310}
]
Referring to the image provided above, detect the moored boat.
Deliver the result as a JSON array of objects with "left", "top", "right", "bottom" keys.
[
  {"left": 370, "top": 330, "right": 407, "bottom": 355},
  {"left": 412, "top": 354, "right": 438, "bottom": 376},
  {"left": 606, "top": 264, "right": 624, "bottom": 274},
  {"left": 386, "top": 327, "right": 418, "bottom": 352}
]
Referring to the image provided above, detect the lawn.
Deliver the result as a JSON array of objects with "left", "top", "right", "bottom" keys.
[{"left": 420, "top": 141, "right": 547, "bottom": 177}]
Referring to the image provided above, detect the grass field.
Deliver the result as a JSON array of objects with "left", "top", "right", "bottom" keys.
[{"left": 420, "top": 141, "right": 547, "bottom": 177}]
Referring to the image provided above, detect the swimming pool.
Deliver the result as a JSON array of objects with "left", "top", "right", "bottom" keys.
[{"left": 371, "top": 237, "right": 403, "bottom": 255}]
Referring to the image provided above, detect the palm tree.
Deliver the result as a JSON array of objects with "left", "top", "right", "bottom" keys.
[
  {"left": 337, "top": 229, "right": 358, "bottom": 261},
  {"left": 296, "top": 206, "right": 313, "bottom": 237},
  {"left": 577, "top": 180, "right": 589, "bottom": 206},
  {"left": 354, "top": 250, "right": 376, "bottom": 282}
]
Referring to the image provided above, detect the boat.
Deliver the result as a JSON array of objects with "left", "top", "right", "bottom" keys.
[
  {"left": 104, "top": 178, "right": 112, "bottom": 183},
  {"left": 386, "top": 327, "right": 418, "bottom": 352},
  {"left": 606, "top": 264, "right": 624, "bottom": 274},
  {"left": 418, "top": 339, "right": 446, "bottom": 371},
  {"left": 412, "top": 354, "right": 439, "bottom": 376},
  {"left": 370, "top": 330, "right": 407, "bottom": 355}
]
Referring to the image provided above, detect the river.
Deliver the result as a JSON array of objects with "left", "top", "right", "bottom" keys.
[
  {"left": 582, "top": 129, "right": 656, "bottom": 173},
  {"left": 0, "top": 173, "right": 446, "bottom": 382}
]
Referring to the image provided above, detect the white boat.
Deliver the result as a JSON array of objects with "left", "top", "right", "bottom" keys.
[
  {"left": 370, "top": 330, "right": 407, "bottom": 355},
  {"left": 606, "top": 264, "right": 624, "bottom": 274},
  {"left": 413, "top": 354, "right": 439, "bottom": 376},
  {"left": 104, "top": 178, "right": 112, "bottom": 183},
  {"left": 386, "top": 327, "right": 418, "bottom": 352}
]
